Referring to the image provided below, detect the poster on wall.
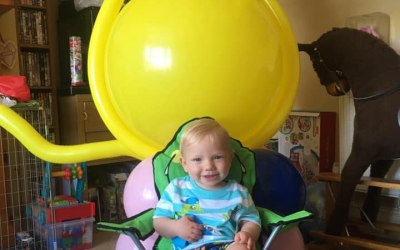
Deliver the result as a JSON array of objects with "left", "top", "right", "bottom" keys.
[{"left": 278, "top": 111, "right": 336, "bottom": 184}]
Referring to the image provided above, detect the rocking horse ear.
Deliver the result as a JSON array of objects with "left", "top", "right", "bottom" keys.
[{"left": 298, "top": 43, "right": 314, "bottom": 55}]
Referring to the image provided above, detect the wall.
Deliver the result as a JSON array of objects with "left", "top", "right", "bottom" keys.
[
  {"left": 0, "top": 9, "right": 19, "bottom": 76},
  {"left": 277, "top": 0, "right": 400, "bottom": 112}
]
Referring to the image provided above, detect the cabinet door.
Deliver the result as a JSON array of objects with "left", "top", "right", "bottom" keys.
[{"left": 81, "top": 101, "right": 115, "bottom": 142}]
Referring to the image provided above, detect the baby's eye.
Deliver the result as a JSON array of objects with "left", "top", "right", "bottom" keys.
[
  {"left": 214, "top": 155, "right": 224, "bottom": 160},
  {"left": 191, "top": 157, "right": 202, "bottom": 162}
]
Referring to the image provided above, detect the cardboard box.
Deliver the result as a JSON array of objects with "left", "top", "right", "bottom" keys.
[{"left": 278, "top": 111, "right": 336, "bottom": 183}]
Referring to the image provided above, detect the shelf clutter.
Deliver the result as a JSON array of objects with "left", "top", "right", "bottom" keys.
[
  {"left": 0, "top": 107, "right": 48, "bottom": 249},
  {"left": 24, "top": 162, "right": 96, "bottom": 250},
  {"left": 0, "top": 105, "right": 95, "bottom": 249},
  {"left": 0, "top": 107, "right": 91, "bottom": 250},
  {"left": 13, "top": 0, "right": 58, "bottom": 142}
]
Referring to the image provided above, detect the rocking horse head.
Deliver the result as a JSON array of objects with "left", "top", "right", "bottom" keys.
[
  {"left": 298, "top": 27, "right": 400, "bottom": 100},
  {"left": 298, "top": 43, "right": 350, "bottom": 96}
]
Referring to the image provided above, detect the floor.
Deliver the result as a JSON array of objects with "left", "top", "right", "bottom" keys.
[{"left": 91, "top": 229, "right": 119, "bottom": 250}]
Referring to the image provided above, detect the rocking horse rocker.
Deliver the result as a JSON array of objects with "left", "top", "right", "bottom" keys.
[{"left": 299, "top": 27, "right": 400, "bottom": 243}]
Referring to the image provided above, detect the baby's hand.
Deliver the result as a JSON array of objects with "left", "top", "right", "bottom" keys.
[
  {"left": 234, "top": 231, "right": 255, "bottom": 250},
  {"left": 174, "top": 216, "right": 203, "bottom": 242}
]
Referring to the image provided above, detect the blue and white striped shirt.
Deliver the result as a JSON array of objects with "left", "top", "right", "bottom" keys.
[{"left": 153, "top": 176, "right": 261, "bottom": 250}]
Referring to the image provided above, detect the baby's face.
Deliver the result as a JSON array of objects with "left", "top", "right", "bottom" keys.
[{"left": 180, "top": 136, "right": 232, "bottom": 190}]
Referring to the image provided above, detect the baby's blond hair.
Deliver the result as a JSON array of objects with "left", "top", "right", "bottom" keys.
[{"left": 180, "top": 119, "right": 232, "bottom": 156}]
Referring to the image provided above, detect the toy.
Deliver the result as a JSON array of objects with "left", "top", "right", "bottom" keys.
[
  {"left": 48, "top": 195, "right": 78, "bottom": 208},
  {"left": 16, "top": 231, "right": 34, "bottom": 249},
  {"left": 61, "top": 164, "right": 86, "bottom": 202},
  {"left": 33, "top": 162, "right": 95, "bottom": 225},
  {"left": 35, "top": 217, "right": 95, "bottom": 250},
  {"left": 42, "top": 163, "right": 87, "bottom": 204},
  {"left": 61, "top": 226, "right": 85, "bottom": 248},
  {"left": 52, "top": 165, "right": 84, "bottom": 180},
  {"left": 299, "top": 27, "right": 400, "bottom": 235}
]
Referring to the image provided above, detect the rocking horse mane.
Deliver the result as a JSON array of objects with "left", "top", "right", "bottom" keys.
[{"left": 302, "top": 27, "right": 400, "bottom": 99}]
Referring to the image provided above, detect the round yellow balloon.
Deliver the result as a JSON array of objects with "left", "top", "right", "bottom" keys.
[{"left": 89, "top": 0, "right": 299, "bottom": 160}]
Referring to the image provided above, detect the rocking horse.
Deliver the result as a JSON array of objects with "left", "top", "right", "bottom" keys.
[{"left": 298, "top": 27, "right": 400, "bottom": 236}]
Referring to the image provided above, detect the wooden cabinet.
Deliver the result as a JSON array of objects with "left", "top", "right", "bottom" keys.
[
  {"left": 59, "top": 94, "right": 134, "bottom": 165},
  {"left": 59, "top": 94, "right": 113, "bottom": 144}
]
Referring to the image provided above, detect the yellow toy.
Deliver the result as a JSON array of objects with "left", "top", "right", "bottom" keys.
[{"left": 0, "top": 0, "right": 299, "bottom": 162}]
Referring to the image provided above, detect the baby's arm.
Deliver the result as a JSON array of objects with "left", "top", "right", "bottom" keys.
[
  {"left": 234, "top": 221, "right": 261, "bottom": 250},
  {"left": 153, "top": 216, "right": 203, "bottom": 242}
]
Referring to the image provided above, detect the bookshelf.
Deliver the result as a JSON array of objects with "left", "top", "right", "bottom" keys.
[{"left": 14, "top": 0, "right": 59, "bottom": 142}]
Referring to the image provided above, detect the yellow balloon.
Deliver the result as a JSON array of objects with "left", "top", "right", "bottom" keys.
[
  {"left": 0, "top": 0, "right": 298, "bottom": 163},
  {"left": 89, "top": 0, "right": 299, "bottom": 160}
]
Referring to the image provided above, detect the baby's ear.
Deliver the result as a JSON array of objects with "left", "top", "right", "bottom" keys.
[
  {"left": 181, "top": 158, "right": 189, "bottom": 173},
  {"left": 177, "top": 152, "right": 188, "bottom": 171},
  {"left": 171, "top": 149, "right": 182, "bottom": 164}
]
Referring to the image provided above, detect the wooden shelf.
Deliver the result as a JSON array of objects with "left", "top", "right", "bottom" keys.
[
  {"left": 310, "top": 230, "right": 400, "bottom": 250},
  {"left": 349, "top": 220, "right": 400, "bottom": 234},
  {"left": 18, "top": 4, "right": 46, "bottom": 10},
  {"left": 87, "top": 156, "right": 137, "bottom": 166},
  {"left": 19, "top": 43, "right": 49, "bottom": 49},
  {"left": 317, "top": 173, "right": 400, "bottom": 190}
]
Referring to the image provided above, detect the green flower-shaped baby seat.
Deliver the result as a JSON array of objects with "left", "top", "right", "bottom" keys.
[{"left": 97, "top": 117, "right": 312, "bottom": 250}]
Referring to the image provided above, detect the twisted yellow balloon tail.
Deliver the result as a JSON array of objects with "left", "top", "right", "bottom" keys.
[{"left": 0, "top": 105, "right": 131, "bottom": 163}]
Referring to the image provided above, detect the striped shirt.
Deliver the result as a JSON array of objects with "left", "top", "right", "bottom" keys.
[{"left": 153, "top": 176, "right": 261, "bottom": 250}]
